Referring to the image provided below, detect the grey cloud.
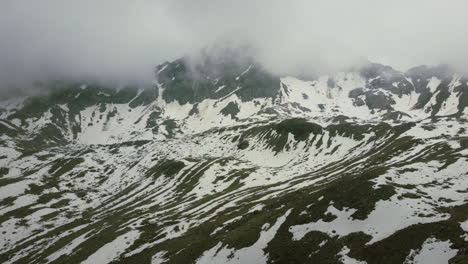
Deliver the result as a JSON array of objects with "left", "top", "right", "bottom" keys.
[{"left": 1, "top": 0, "right": 468, "bottom": 95}]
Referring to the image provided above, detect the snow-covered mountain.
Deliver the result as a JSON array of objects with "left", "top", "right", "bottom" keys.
[{"left": 0, "top": 59, "right": 467, "bottom": 264}]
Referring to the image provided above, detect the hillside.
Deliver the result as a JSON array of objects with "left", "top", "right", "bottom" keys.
[{"left": 0, "top": 59, "right": 467, "bottom": 264}]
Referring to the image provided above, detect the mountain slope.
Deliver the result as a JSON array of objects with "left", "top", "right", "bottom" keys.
[{"left": 0, "top": 60, "right": 467, "bottom": 264}]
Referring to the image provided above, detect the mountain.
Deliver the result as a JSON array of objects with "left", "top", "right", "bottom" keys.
[{"left": 0, "top": 58, "right": 467, "bottom": 264}]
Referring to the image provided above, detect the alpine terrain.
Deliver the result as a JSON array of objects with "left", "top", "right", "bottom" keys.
[{"left": 0, "top": 58, "right": 468, "bottom": 264}]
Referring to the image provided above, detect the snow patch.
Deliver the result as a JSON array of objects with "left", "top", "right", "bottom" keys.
[
  {"left": 81, "top": 230, "right": 140, "bottom": 264},
  {"left": 197, "top": 210, "right": 291, "bottom": 264},
  {"left": 404, "top": 237, "right": 457, "bottom": 264}
]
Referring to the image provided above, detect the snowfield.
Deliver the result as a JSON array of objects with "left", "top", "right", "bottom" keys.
[{"left": 0, "top": 62, "right": 467, "bottom": 263}]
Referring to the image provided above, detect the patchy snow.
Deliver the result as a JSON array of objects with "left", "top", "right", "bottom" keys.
[
  {"left": 81, "top": 230, "right": 140, "bottom": 264},
  {"left": 211, "top": 216, "right": 243, "bottom": 235},
  {"left": 97, "top": 91, "right": 111, "bottom": 97},
  {"left": 437, "top": 75, "right": 462, "bottom": 116},
  {"left": 289, "top": 196, "right": 448, "bottom": 244},
  {"left": 0, "top": 120, "right": 17, "bottom": 130},
  {"left": 404, "top": 237, "right": 457, "bottom": 264},
  {"left": 214, "top": 85, "right": 226, "bottom": 93},
  {"left": 197, "top": 210, "right": 291, "bottom": 264},
  {"left": 248, "top": 203, "right": 265, "bottom": 213},
  {"left": 157, "top": 64, "right": 169, "bottom": 74},
  {"left": 0, "top": 179, "right": 32, "bottom": 200},
  {"left": 460, "top": 220, "right": 468, "bottom": 232},
  {"left": 338, "top": 246, "right": 367, "bottom": 264},
  {"left": 0, "top": 66, "right": 466, "bottom": 263},
  {"left": 375, "top": 158, "right": 468, "bottom": 206},
  {"left": 151, "top": 251, "right": 168, "bottom": 264},
  {"left": 0, "top": 194, "right": 37, "bottom": 215},
  {"left": 0, "top": 147, "right": 21, "bottom": 167},
  {"left": 240, "top": 65, "right": 252, "bottom": 76},
  {"left": 427, "top": 77, "right": 441, "bottom": 93},
  {"left": 76, "top": 104, "right": 156, "bottom": 144},
  {"left": 0, "top": 97, "right": 25, "bottom": 118},
  {"left": 189, "top": 159, "right": 238, "bottom": 198},
  {"left": 46, "top": 231, "right": 92, "bottom": 262},
  {"left": 400, "top": 119, "right": 462, "bottom": 139}
]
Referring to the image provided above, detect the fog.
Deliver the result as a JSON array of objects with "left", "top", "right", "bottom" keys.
[{"left": 1, "top": 0, "right": 468, "bottom": 95}]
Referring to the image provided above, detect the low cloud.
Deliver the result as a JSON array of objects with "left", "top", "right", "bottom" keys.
[{"left": 1, "top": 0, "right": 468, "bottom": 96}]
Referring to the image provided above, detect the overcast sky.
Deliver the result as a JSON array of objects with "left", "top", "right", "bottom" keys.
[{"left": 1, "top": 0, "right": 468, "bottom": 91}]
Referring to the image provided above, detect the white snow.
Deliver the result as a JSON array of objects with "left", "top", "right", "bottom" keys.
[
  {"left": 151, "top": 251, "right": 168, "bottom": 264},
  {"left": 338, "top": 246, "right": 367, "bottom": 264},
  {"left": 0, "top": 66, "right": 466, "bottom": 263},
  {"left": 81, "top": 230, "right": 140, "bottom": 264},
  {"left": 157, "top": 64, "right": 169, "bottom": 74},
  {"left": 437, "top": 75, "right": 462, "bottom": 116},
  {"left": 214, "top": 85, "right": 226, "bottom": 93},
  {"left": 197, "top": 210, "right": 291, "bottom": 264},
  {"left": 0, "top": 180, "right": 31, "bottom": 200},
  {"left": 427, "top": 77, "right": 441, "bottom": 93},
  {"left": 289, "top": 196, "right": 448, "bottom": 244},
  {"left": 46, "top": 231, "right": 92, "bottom": 262},
  {"left": 0, "top": 120, "right": 16, "bottom": 130},
  {"left": 460, "top": 220, "right": 468, "bottom": 232},
  {"left": 404, "top": 237, "right": 457, "bottom": 264},
  {"left": 240, "top": 65, "right": 252, "bottom": 76}
]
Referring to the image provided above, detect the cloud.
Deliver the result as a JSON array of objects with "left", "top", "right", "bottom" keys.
[{"left": 1, "top": 0, "right": 468, "bottom": 94}]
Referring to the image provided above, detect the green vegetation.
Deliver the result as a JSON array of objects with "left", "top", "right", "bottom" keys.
[
  {"left": 145, "top": 160, "right": 186, "bottom": 179},
  {"left": 0, "top": 196, "right": 16, "bottom": 207},
  {"left": 145, "top": 111, "right": 161, "bottom": 129},
  {"left": 0, "top": 167, "right": 9, "bottom": 177},
  {"left": 274, "top": 118, "right": 323, "bottom": 141},
  {"left": 37, "top": 192, "right": 64, "bottom": 204},
  {"left": 0, "top": 177, "right": 23, "bottom": 187},
  {"left": 220, "top": 101, "right": 240, "bottom": 119},
  {"left": 0, "top": 63, "right": 466, "bottom": 264},
  {"left": 237, "top": 140, "right": 249, "bottom": 150},
  {"left": 48, "top": 158, "right": 85, "bottom": 177}
]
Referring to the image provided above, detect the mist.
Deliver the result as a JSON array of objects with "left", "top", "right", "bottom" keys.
[{"left": 1, "top": 0, "right": 468, "bottom": 96}]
